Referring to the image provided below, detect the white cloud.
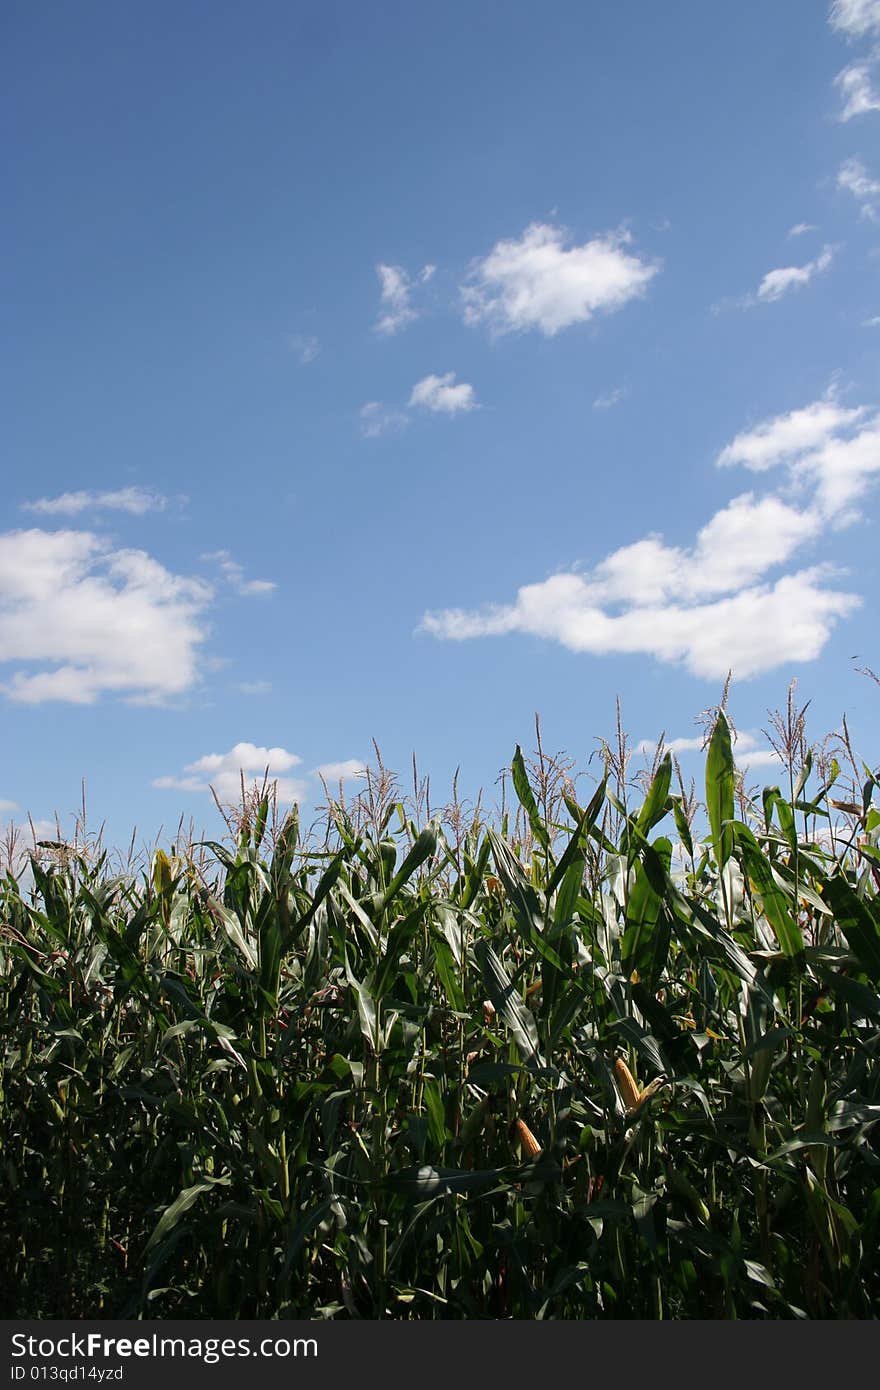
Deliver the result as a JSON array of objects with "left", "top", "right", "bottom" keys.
[
  {"left": 313, "top": 759, "right": 367, "bottom": 783},
  {"left": 375, "top": 264, "right": 417, "bottom": 335},
  {"left": 636, "top": 730, "right": 783, "bottom": 770},
  {"left": 238, "top": 680, "right": 272, "bottom": 695},
  {"left": 421, "top": 568, "right": 858, "bottom": 681},
  {"left": 374, "top": 262, "right": 436, "bottom": 334},
  {"left": 865, "top": 314, "right": 880, "bottom": 326},
  {"left": 203, "top": 550, "right": 276, "bottom": 597},
  {"left": 421, "top": 392, "right": 880, "bottom": 681},
  {"left": 360, "top": 401, "right": 409, "bottom": 438},
  {"left": 788, "top": 222, "right": 817, "bottom": 237},
  {"left": 409, "top": 372, "right": 477, "bottom": 415},
  {"left": 830, "top": 0, "right": 880, "bottom": 38},
  {"left": 838, "top": 155, "right": 880, "bottom": 218},
  {"left": 635, "top": 735, "right": 704, "bottom": 756},
  {"left": 753, "top": 247, "right": 834, "bottom": 303},
  {"left": 716, "top": 396, "right": 880, "bottom": 521},
  {"left": 736, "top": 747, "right": 786, "bottom": 771},
  {"left": 288, "top": 333, "right": 320, "bottom": 364},
  {"left": 0, "top": 529, "right": 211, "bottom": 705},
  {"left": 716, "top": 399, "right": 866, "bottom": 471},
  {"left": 0, "top": 797, "right": 18, "bottom": 812},
  {"left": 462, "top": 222, "right": 658, "bottom": 337},
  {"left": 836, "top": 60, "right": 880, "bottom": 119},
  {"left": 593, "top": 386, "right": 627, "bottom": 410},
  {"left": 22, "top": 487, "right": 168, "bottom": 517},
  {"left": 154, "top": 742, "right": 307, "bottom": 804}
]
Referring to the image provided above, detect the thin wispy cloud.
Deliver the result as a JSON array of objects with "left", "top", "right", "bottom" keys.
[
  {"left": 375, "top": 264, "right": 416, "bottom": 334},
  {"left": 462, "top": 222, "right": 659, "bottom": 337},
  {"left": 409, "top": 372, "right": 477, "bottom": 415},
  {"left": 593, "top": 386, "right": 627, "bottom": 410},
  {"left": 838, "top": 155, "right": 880, "bottom": 218},
  {"left": 788, "top": 222, "right": 817, "bottom": 237},
  {"left": 830, "top": 0, "right": 880, "bottom": 39},
  {"left": 421, "top": 392, "right": 880, "bottom": 680},
  {"left": 288, "top": 333, "right": 320, "bottom": 364},
  {"left": 835, "top": 59, "right": 880, "bottom": 119},
  {"left": 237, "top": 680, "right": 272, "bottom": 695},
  {"left": 22, "top": 487, "right": 169, "bottom": 517},
  {"left": 360, "top": 401, "right": 409, "bottom": 438},
  {"left": 203, "top": 550, "right": 276, "bottom": 597},
  {"left": 374, "top": 262, "right": 434, "bottom": 335},
  {"left": 0, "top": 529, "right": 211, "bottom": 704},
  {"left": 752, "top": 246, "right": 835, "bottom": 304},
  {"left": 154, "top": 742, "right": 307, "bottom": 803}
]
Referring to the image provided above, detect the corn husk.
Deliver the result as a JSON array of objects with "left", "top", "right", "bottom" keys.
[
  {"left": 511, "top": 1117, "right": 542, "bottom": 1159},
  {"left": 614, "top": 1058, "right": 642, "bottom": 1111}
]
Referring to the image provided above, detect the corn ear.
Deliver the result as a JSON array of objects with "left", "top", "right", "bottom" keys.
[
  {"left": 614, "top": 1057, "right": 642, "bottom": 1112},
  {"left": 511, "top": 1117, "right": 542, "bottom": 1159}
]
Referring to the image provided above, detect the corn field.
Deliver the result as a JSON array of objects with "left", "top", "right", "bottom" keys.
[{"left": 1, "top": 707, "right": 879, "bottom": 1319}]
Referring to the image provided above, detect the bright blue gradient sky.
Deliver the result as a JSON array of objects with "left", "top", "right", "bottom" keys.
[{"left": 3, "top": 1, "right": 879, "bottom": 849}]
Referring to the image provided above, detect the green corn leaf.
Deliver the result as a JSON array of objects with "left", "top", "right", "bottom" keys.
[
  {"left": 375, "top": 822, "right": 438, "bottom": 914},
  {"left": 636, "top": 752, "right": 672, "bottom": 835},
  {"left": 511, "top": 745, "right": 551, "bottom": 850},
  {"left": 475, "top": 938, "right": 542, "bottom": 1068},
  {"left": 819, "top": 874, "right": 880, "bottom": 983},
  {"left": 706, "top": 712, "right": 735, "bottom": 870},
  {"left": 735, "top": 824, "right": 804, "bottom": 958},
  {"left": 145, "top": 1176, "right": 231, "bottom": 1253}
]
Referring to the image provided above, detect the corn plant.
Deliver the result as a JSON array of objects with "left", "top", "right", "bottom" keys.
[{"left": 1, "top": 710, "right": 878, "bottom": 1318}]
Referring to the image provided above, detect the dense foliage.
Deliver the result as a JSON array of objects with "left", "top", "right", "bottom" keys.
[{"left": 1, "top": 709, "right": 879, "bottom": 1318}]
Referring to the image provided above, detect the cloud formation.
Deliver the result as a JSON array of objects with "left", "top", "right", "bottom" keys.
[
  {"left": 636, "top": 730, "right": 782, "bottom": 771},
  {"left": 288, "top": 334, "right": 320, "bottom": 364},
  {"left": 716, "top": 396, "right": 879, "bottom": 520},
  {"left": 462, "top": 222, "right": 658, "bottom": 337},
  {"left": 22, "top": 487, "right": 169, "bottom": 517},
  {"left": 360, "top": 401, "right": 409, "bottom": 438},
  {"left": 154, "top": 745, "right": 369, "bottom": 805},
  {"left": 313, "top": 758, "right": 367, "bottom": 784},
  {"left": 375, "top": 264, "right": 417, "bottom": 335},
  {"left": 421, "top": 392, "right": 880, "bottom": 680},
  {"left": 0, "top": 529, "right": 211, "bottom": 704},
  {"left": 838, "top": 155, "right": 880, "bottom": 218},
  {"left": 830, "top": 0, "right": 880, "bottom": 38},
  {"left": 593, "top": 386, "right": 627, "bottom": 410},
  {"left": 203, "top": 550, "right": 276, "bottom": 597},
  {"left": 753, "top": 247, "right": 834, "bottom": 303},
  {"left": 835, "top": 59, "right": 880, "bottom": 119},
  {"left": 409, "top": 372, "right": 477, "bottom": 414},
  {"left": 154, "top": 742, "right": 307, "bottom": 804}
]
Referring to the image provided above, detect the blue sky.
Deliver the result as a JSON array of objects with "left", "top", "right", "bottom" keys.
[{"left": 3, "top": 0, "right": 880, "bottom": 852}]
